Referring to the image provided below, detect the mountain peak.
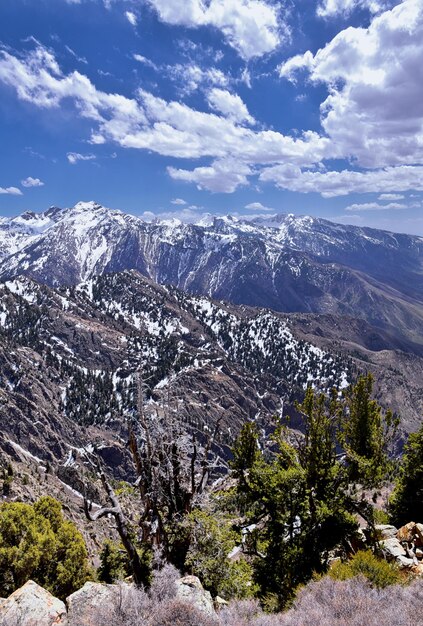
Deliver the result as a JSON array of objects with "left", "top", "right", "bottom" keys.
[{"left": 73, "top": 201, "right": 104, "bottom": 212}]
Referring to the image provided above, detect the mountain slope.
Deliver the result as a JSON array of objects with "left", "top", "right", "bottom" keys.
[
  {"left": 0, "top": 270, "right": 354, "bottom": 472},
  {"left": 0, "top": 202, "right": 422, "bottom": 352}
]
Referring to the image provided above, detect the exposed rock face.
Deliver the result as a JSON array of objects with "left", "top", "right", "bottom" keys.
[
  {"left": 0, "top": 580, "right": 67, "bottom": 625},
  {"left": 175, "top": 575, "right": 214, "bottom": 615}
]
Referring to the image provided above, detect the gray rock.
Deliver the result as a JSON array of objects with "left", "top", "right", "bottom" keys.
[
  {"left": 66, "top": 581, "right": 132, "bottom": 625},
  {"left": 0, "top": 580, "right": 67, "bottom": 626},
  {"left": 375, "top": 524, "right": 398, "bottom": 539},
  {"left": 396, "top": 555, "right": 415, "bottom": 569},
  {"left": 380, "top": 537, "right": 407, "bottom": 561},
  {"left": 175, "top": 576, "right": 214, "bottom": 615}
]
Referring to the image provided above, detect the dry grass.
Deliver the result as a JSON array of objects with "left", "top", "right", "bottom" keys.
[{"left": 66, "top": 570, "right": 423, "bottom": 626}]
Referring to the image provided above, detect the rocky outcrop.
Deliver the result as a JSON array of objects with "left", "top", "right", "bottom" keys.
[
  {"left": 175, "top": 576, "right": 215, "bottom": 615},
  {"left": 0, "top": 580, "right": 67, "bottom": 625},
  {"left": 0, "top": 576, "right": 216, "bottom": 625},
  {"left": 377, "top": 522, "right": 423, "bottom": 572},
  {"left": 66, "top": 581, "right": 131, "bottom": 625}
]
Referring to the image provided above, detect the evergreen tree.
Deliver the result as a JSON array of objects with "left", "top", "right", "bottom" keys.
[
  {"left": 232, "top": 381, "right": 396, "bottom": 609},
  {"left": 0, "top": 496, "right": 90, "bottom": 599},
  {"left": 389, "top": 423, "right": 423, "bottom": 526},
  {"left": 339, "top": 373, "right": 398, "bottom": 485}
]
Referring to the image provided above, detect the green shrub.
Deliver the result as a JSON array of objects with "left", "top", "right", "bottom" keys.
[
  {"left": 329, "top": 550, "right": 401, "bottom": 588},
  {"left": 98, "top": 540, "right": 131, "bottom": 583},
  {"left": 183, "top": 509, "right": 257, "bottom": 600},
  {"left": 0, "top": 496, "right": 90, "bottom": 599}
]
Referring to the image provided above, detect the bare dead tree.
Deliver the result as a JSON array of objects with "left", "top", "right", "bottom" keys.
[
  {"left": 84, "top": 367, "right": 222, "bottom": 577},
  {"left": 84, "top": 464, "right": 149, "bottom": 587},
  {"left": 127, "top": 369, "right": 222, "bottom": 556}
]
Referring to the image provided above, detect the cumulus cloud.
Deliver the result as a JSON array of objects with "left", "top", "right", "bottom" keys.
[
  {"left": 244, "top": 201, "right": 274, "bottom": 211},
  {"left": 316, "top": 0, "right": 394, "bottom": 18},
  {"left": 344, "top": 201, "right": 408, "bottom": 211},
  {"left": 67, "top": 152, "right": 96, "bottom": 164},
  {"left": 207, "top": 88, "right": 254, "bottom": 124},
  {"left": 168, "top": 159, "right": 252, "bottom": 193},
  {"left": 171, "top": 198, "right": 187, "bottom": 205},
  {"left": 3, "top": 34, "right": 423, "bottom": 198},
  {"left": 144, "top": 0, "right": 285, "bottom": 60},
  {"left": 378, "top": 193, "right": 404, "bottom": 200},
  {"left": 0, "top": 186, "right": 22, "bottom": 195},
  {"left": 260, "top": 164, "right": 423, "bottom": 197},
  {"left": 279, "top": 0, "right": 423, "bottom": 170},
  {"left": 166, "top": 63, "right": 229, "bottom": 95},
  {"left": 21, "top": 176, "right": 44, "bottom": 187}
]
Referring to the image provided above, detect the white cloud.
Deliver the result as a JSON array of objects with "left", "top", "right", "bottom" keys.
[
  {"left": 64, "top": 45, "right": 87, "bottom": 65},
  {"left": 169, "top": 159, "right": 252, "bottom": 193},
  {"left": 0, "top": 186, "right": 22, "bottom": 195},
  {"left": 344, "top": 201, "right": 408, "bottom": 211},
  {"left": 166, "top": 63, "right": 229, "bottom": 95},
  {"left": 244, "top": 201, "right": 274, "bottom": 211},
  {"left": 317, "top": 0, "right": 393, "bottom": 18},
  {"left": 144, "top": 0, "right": 285, "bottom": 60},
  {"left": 260, "top": 164, "right": 423, "bottom": 197},
  {"left": 320, "top": 0, "right": 401, "bottom": 18},
  {"left": 21, "top": 176, "right": 44, "bottom": 187},
  {"left": 279, "top": 0, "right": 423, "bottom": 170},
  {"left": 125, "top": 10, "right": 137, "bottom": 26},
  {"left": 378, "top": 193, "right": 404, "bottom": 201},
  {"left": 207, "top": 88, "right": 254, "bottom": 124},
  {"left": 139, "top": 207, "right": 212, "bottom": 223},
  {"left": 67, "top": 152, "right": 96, "bottom": 164},
  {"left": 171, "top": 198, "right": 187, "bottom": 205},
  {"left": 133, "top": 54, "right": 158, "bottom": 70}
]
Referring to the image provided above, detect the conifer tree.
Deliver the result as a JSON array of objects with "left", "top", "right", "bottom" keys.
[{"left": 389, "top": 423, "right": 423, "bottom": 526}]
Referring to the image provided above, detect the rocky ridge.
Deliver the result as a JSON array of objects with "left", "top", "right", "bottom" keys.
[{"left": 1, "top": 202, "right": 422, "bottom": 354}]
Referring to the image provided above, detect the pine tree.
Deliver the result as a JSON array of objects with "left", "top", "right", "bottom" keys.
[
  {"left": 339, "top": 373, "right": 398, "bottom": 485},
  {"left": 389, "top": 423, "right": 423, "bottom": 526}
]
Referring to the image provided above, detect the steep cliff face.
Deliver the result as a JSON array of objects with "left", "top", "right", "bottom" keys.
[{"left": 1, "top": 202, "right": 422, "bottom": 352}]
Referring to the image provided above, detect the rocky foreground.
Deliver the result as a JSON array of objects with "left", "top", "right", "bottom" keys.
[{"left": 1, "top": 522, "right": 423, "bottom": 626}]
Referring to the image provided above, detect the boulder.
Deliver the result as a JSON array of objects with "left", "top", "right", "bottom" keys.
[
  {"left": 380, "top": 537, "right": 407, "bottom": 561},
  {"left": 175, "top": 576, "right": 214, "bottom": 615},
  {"left": 396, "top": 555, "right": 415, "bottom": 569},
  {"left": 0, "top": 580, "right": 67, "bottom": 625},
  {"left": 415, "top": 523, "right": 423, "bottom": 547},
  {"left": 66, "top": 581, "right": 131, "bottom": 625},
  {"left": 375, "top": 524, "right": 398, "bottom": 540},
  {"left": 397, "top": 522, "right": 417, "bottom": 543}
]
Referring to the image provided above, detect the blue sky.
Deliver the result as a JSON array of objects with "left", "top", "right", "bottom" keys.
[{"left": 0, "top": 0, "right": 422, "bottom": 235}]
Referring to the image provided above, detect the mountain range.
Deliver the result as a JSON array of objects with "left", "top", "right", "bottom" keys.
[
  {"left": 0, "top": 201, "right": 422, "bottom": 355},
  {"left": 0, "top": 201, "right": 422, "bottom": 456}
]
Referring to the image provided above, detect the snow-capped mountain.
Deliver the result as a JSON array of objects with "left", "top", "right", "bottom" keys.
[{"left": 1, "top": 201, "right": 422, "bottom": 351}]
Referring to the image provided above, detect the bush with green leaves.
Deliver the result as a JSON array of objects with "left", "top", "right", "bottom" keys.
[
  {"left": 98, "top": 539, "right": 151, "bottom": 585},
  {"left": 0, "top": 496, "right": 90, "bottom": 599},
  {"left": 329, "top": 550, "right": 402, "bottom": 588},
  {"left": 184, "top": 509, "right": 257, "bottom": 600}
]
